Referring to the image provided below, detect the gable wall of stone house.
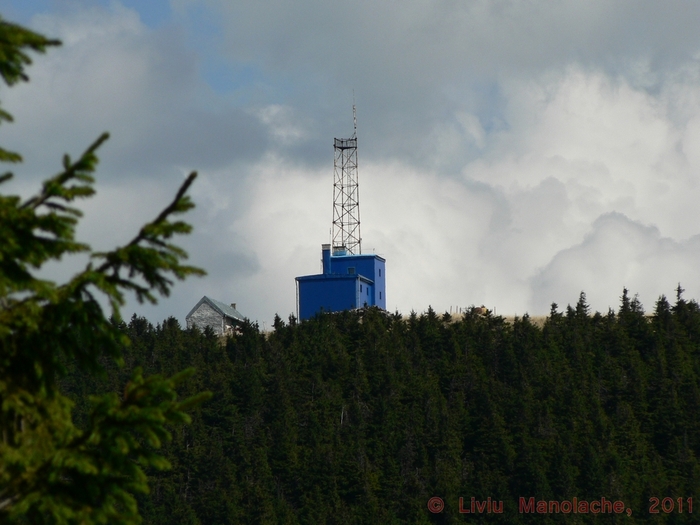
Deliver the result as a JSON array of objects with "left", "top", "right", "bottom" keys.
[{"left": 186, "top": 302, "right": 224, "bottom": 335}]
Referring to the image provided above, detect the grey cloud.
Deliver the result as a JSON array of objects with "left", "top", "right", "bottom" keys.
[
  {"left": 3, "top": 5, "right": 269, "bottom": 187},
  {"left": 105, "top": 107, "right": 268, "bottom": 174},
  {"left": 192, "top": 0, "right": 700, "bottom": 169}
]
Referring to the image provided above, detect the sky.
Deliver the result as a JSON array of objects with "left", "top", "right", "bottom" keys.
[{"left": 3, "top": 0, "right": 700, "bottom": 326}]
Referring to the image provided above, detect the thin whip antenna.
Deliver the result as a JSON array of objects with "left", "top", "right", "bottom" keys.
[{"left": 352, "top": 90, "right": 357, "bottom": 138}]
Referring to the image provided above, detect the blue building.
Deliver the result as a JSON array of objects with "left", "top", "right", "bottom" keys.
[
  {"left": 296, "top": 109, "right": 385, "bottom": 320},
  {"left": 296, "top": 244, "right": 386, "bottom": 320}
]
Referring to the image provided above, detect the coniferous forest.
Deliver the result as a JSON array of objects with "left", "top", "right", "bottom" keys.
[{"left": 61, "top": 289, "right": 700, "bottom": 524}]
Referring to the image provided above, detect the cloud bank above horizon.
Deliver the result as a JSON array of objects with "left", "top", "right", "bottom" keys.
[{"left": 3, "top": 0, "right": 700, "bottom": 324}]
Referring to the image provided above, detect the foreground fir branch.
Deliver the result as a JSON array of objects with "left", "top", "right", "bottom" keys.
[{"left": 0, "top": 16, "right": 209, "bottom": 524}]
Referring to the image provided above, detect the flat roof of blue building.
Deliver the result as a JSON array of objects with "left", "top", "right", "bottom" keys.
[
  {"left": 330, "top": 253, "right": 385, "bottom": 262},
  {"left": 296, "top": 273, "right": 373, "bottom": 284}
]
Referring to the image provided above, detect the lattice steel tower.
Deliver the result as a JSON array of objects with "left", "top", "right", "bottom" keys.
[{"left": 331, "top": 106, "right": 361, "bottom": 255}]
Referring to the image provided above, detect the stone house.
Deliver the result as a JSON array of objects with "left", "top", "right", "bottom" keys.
[{"left": 186, "top": 296, "right": 245, "bottom": 336}]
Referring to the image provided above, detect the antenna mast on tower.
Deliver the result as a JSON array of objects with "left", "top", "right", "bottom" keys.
[{"left": 331, "top": 104, "right": 361, "bottom": 255}]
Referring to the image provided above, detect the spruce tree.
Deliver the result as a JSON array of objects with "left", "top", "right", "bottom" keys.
[{"left": 0, "top": 16, "right": 209, "bottom": 524}]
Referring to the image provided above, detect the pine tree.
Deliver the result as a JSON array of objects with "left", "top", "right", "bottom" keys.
[{"left": 0, "top": 16, "right": 209, "bottom": 524}]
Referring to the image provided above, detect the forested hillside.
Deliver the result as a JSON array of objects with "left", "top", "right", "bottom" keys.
[{"left": 61, "top": 289, "right": 700, "bottom": 524}]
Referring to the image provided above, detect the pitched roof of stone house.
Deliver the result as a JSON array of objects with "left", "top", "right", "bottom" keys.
[{"left": 186, "top": 296, "right": 245, "bottom": 323}]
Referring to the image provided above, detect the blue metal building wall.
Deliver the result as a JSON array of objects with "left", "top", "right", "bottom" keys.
[
  {"left": 329, "top": 254, "right": 385, "bottom": 310},
  {"left": 296, "top": 245, "right": 386, "bottom": 320},
  {"left": 357, "top": 276, "right": 374, "bottom": 308},
  {"left": 296, "top": 275, "right": 359, "bottom": 320}
]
